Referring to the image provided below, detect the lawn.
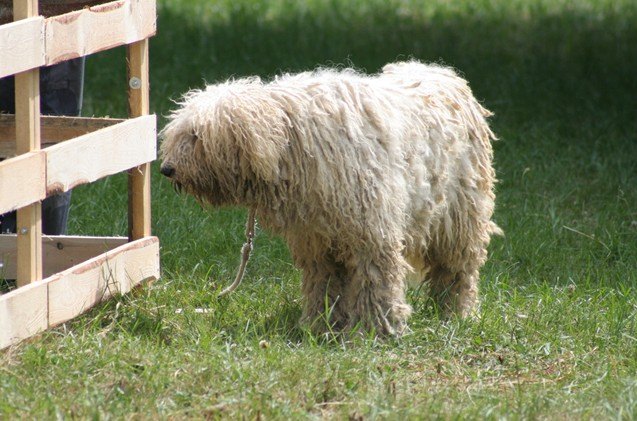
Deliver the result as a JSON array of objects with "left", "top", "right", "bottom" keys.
[{"left": 2, "top": 0, "right": 636, "bottom": 418}]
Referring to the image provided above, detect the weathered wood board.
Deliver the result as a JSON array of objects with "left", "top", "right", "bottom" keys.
[{"left": 0, "top": 236, "right": 159, "bottom": 349}]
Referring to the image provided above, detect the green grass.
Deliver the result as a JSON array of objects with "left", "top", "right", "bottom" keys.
[{"left": 2, "top": 0, "right": 637, "bottom": 418}]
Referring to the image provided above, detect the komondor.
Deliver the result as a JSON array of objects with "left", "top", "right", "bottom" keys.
[{"left": 160, "top": 61, "right": 501, "bottom": 336}]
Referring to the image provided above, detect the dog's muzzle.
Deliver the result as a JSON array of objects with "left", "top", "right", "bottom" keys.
[{"left": 160, "top": 165, "right": 175, "bottom": 178}]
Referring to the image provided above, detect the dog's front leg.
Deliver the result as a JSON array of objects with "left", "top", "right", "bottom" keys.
[
  {"left": 298, "top": 255, "right": 349, "bottom": 334},
  {"left": 341, "top": 245, "right": 412, "bottom": 337}
]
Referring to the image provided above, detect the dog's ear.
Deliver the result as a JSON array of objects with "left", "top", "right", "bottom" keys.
[{"left": 221, "top": 90, "right": 291, "bottom": 183}]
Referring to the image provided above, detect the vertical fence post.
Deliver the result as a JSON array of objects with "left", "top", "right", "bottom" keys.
[
  {"left": 126, "top": 39, "right": 151, "bottom": 241},
  {"left": 14, "top": 0, "right": 42, "bottom": 287}
]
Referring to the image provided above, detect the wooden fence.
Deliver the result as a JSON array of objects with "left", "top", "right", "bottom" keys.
[{"left": 0, "top": 0, "right": 160, "bottom": 349}]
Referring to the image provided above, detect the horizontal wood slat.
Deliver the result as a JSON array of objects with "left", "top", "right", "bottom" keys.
[
  {"left": 0, "top": 116, "right": 155, "bottom": 210},
  {"left": 0, "top": 280, "right": 48, "bottom": 350},
  {"left": 0, "top": 234, "right": 128, "bottom": 279},
  {"left": 0, "top": 115, "right": 123, "bottom": 159},
  {"left": 45, "top": 0, "right": 156, "bottom": 64},
  {"left": 0, "top": 0, "right": 156, "bottom": 74},
  {"left": 0, "top": 236, "right": 159, "bottom": 349},
  {"left": 0, "top": 114, "right": 123, "bottom": 142},
  {"left": 0, "top": 17, "right": 45, "bottom": 78},
  {"left": 47, "top": 236, "right": 159, "bottom": 326},
  {"left": 0, "top": 152, "right": 46, "bottom": 215},
  {"left": 46, "top": 114, "right": 156, "bottom": 195}
]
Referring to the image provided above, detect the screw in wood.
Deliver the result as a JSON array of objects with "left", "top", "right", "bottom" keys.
[{"left": 129, "top": 77, "right": 142, "bottom": 89}]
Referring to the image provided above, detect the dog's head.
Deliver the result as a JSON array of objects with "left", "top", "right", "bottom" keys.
[{"left": 159, "top": 78, "right": 292, "bottom": 206}]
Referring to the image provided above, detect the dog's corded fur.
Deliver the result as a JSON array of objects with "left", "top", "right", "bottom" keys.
[{"left": 160, "top": 61, "right": 500, "bottom": 336}]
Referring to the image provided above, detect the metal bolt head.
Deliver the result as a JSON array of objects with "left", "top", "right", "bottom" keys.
[
  {"left": 129, "top": 77, "right": 142, "bottom": 89},
  {"left": 19, "top": 227, "right": 28, "bottom": 235}
]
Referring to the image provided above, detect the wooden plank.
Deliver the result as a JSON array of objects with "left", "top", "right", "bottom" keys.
[
  {"left": 0, "top": 114, "right": 123, "bottom": 142},
  {"left": 1, "top": 1, "right": 108, "bottom": 21},
  {"left": 119, "top": 236, "right": 160, "bottom": 294},
  {"left": 46, "top": 115, "right": 156, "bottom": 195},
  {"left": 0, "top": 115, "right": 123, "bottom": 159},
  {"left": 44, "top": 0, "right": 157, "bottom": 65},
  {"left": 0, "top": 236, "right": 159, "bottom": 349},
  {"left": 0, "top": 17, "right": 45, "bottom": 78},
  {"left": 127, "top": 39, "right": 150, "bottom": 116},
  {"left": 13, "top": 0, "right": 43, "bottom": 287},
  {"left": 0, "top": 234, "right": 128, "bottom": 279},
  {"left": 127, "top": 39, "right": 151, "bottom": 240},
  {"left": 12, "top": 0, "right": 38, "bottom": 19},
  {"left": 47, "top": 236, "right": 159, "bottom": 326},
  {"left": 0, "top": 280, "right": 48, "bottom": 349},
  {"left": 14, "top": 61, "right": 40, "bottom": 155},
  {"left": 16, "top": 204, "right": 42, "bottom": 286},
  {"left": 128, "top": 163, "right": 151, "bottom": 240},
  {"left": 0, "top": 152, "right": 46, "bottom": 215}
]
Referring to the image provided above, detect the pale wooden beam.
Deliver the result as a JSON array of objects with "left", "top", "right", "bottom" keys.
[
  {"left": 0, "top": 234, "right": 128, "bottom": 279},
  {"left": 0, "top": 280, "right": 48, "bottom": 349},
  {"left": 0, "top": 237, "right": 159, "bottom": 349},
  {"left": 126, "top": 39, "right": 152, "bottom": 241},
  {"left": 45, "top": 115, "right": 156, "bottom": 195},
  {"left": 0, "top": 152, "right": 46, "bottom": 215},
  {"left": 13, "top": 0, "right": 42, "bottom": 287},
  {"left": 0, "top": 1, "right": 157, "bottom": 78},
  {"left": 47, "top": 237, "right": 160, "bottom": 326},
  {"left": 45, "top": 0, "right": 157, "bottom": 65},
  {"left": 0, "top": 115, "right": 123, "bottom": 160},
  {"left": 0, "top": 114, "right": 123, "bottom": 143},
  {"left": 0, "top": 17, "right": 45, "bottom": 79}
]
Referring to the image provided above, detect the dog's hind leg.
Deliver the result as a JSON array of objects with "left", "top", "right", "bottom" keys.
[
  {"left": 427, "top": 229, "right": 488, "bottom": 318},
  {"left": 427, "top": 263, "right": 481, "bottom": 318},
  {"left": 426, "top": 191, "right": 495, "bottom": 318}
]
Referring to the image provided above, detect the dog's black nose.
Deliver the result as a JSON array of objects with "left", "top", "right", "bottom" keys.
[{"left": 160, "top": 165, "right": 175, "bottom": 178}]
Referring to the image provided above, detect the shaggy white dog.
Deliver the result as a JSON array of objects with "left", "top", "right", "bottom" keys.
[{"left": 160, "top": 61, "right": 500, "bottom": 336}]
